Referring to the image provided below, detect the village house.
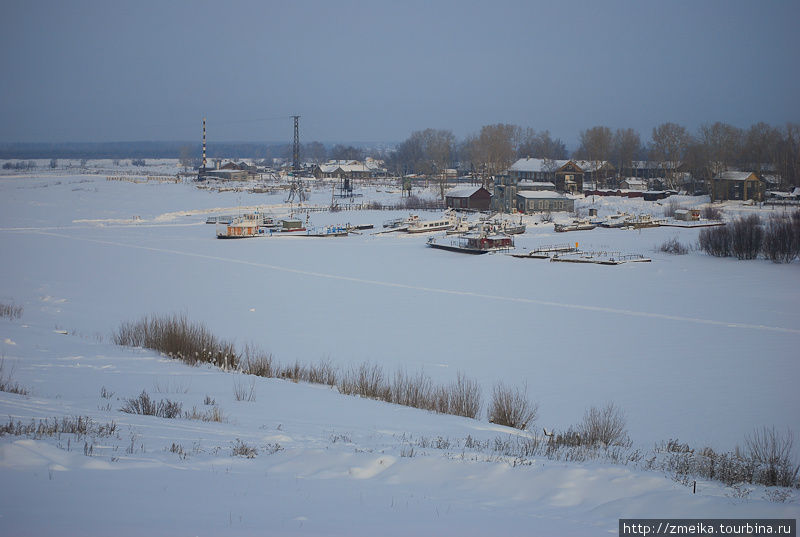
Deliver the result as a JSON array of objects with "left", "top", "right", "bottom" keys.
[
  {"left": 709, "top": 171, "right": 765, "bottom": 202},
  {"left": 516, "top": 190, "right": 574, "bottom": 213},
  {"left": 312, "top": 159, "right": 387, "bottom": 180},
  {"left": 200, "top": 168, "right": 250, "bottom": 181},
  {"left": 619, "top": 178, "right": 648, "bottom": 190},
  {"left": 445, "top": 186, "right": 491, "bottom": 211}
]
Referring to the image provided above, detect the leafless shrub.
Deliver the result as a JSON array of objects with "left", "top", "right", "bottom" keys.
[
  {"left": 663, "top": 198, "right": 682, "bottom": 218},
  {"left": 699, "top": 225, "right": 731, "bottom": 257},
  {"left": 184, "top": 405, "right": 225, "bottom": 422},
  {"left": 306, "top": 358, "right": 337, "bottom": 386},
  {"left": 764, "top": 488, "right": 793, "bottom": 503},
  {"left": 402, "top": 195, "right": 444, "bottom": 210},
  {"left": 0, "top": 301, "right": 23, "bottom": 320},
  {"left": 203, "top": 394, "right": 216, "bottom": 405},
  {"left": 579, "top": 402, "right": 628, "bottom": 446},
  {"left": 659, "top": 237, "right": 689, "bottom": 255},
  {"left": 120, "top": 390, "right": 183, "bottom": 418},
  {"left": 701, "top": 204, "right": 723, "bottom": 220},
  {"left": 391, "top": 368, "right": 433, "bottom": 409},
  {"left": 233, "top": 377, "right": 256, "bottom": 402},
  {"left": 337, "top": 362, "right": 389, "bottom": 400},
  {"left": 99, "top": 386, "right": 114, "bottom": 399},
  {"left": 488, "top": 382, "right": 538, "bottom": 430},
  {"left": 113, "top": 313, "right": 238, "bottom": 370},
  {"left": 241, "top": 345, "right": 274, "bottom": 378},
  {"left": 167, "top": 442, "right": 187, "bottom": 459},
  {"left": 540, "top": 211, "right": 553, "bottom": 223},
  {"left": 445, "top": 372, "right": 482, "bottom": 419},
  {"left": 762, "top": 212, "right": 800, "bottom": 263},
  {"left": 231, "top": 439, "right": 258, "bottom": 458},
  {"left": 745, "top": 426, "right": 799, "bottom": 488},
  {"left": 0, "top": 356, "right": 28, "bottom": 395},
  {"left": 0, "top": 416, "right": 117, "bottom": 438},
  {"left": 730, "top": 214, "right": 763, "bottom": 260}
]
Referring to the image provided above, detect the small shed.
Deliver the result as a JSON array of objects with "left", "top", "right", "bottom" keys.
[
  {"left": 674, "top": 209, "right": 701, "bottom": 221},
  {"left": 445, "top": 186, "right": 491, "bottom": 210},
  {"left": 516, "top": 191, "right": 574, "bottom": 213},
  {"left": 202, "top": 169, "right": 250, "bottom": 181},
  {"left": 620, "top": 178, "right": 647, "bottom": 190}
]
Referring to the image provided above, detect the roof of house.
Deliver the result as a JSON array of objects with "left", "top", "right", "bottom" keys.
[
  {"left": 445, "top": 186, "right": 486, "bottom": 198},
  {"left": 517, "top": 190, "right": 568, "bottom": 199},
  {"left": 570, "top": 160, "right": 612, "bottom": 172},
  {"left": 317, "top": 160, "right": 386, "bottom": 174},
  {"left": 518, "top": 181, "right": 556, "bottom": 189},
  {"left": 622, "top": 178, "right": 647, "bottom": 185},
  {"left": 630, "top": 160, "right": 682, "bottom": 169},
  {"left": 509, "top": 158, "right": 568, "bottom": 173},
  {"left": 713, "top": 171, "right": 760, "bottom": 181}
]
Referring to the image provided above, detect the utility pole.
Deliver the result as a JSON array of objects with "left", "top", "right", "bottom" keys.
[
  {"left": 292, "top": 115, "right": 300, "bottom": 176},
  {"left": 287, "top": 115, "right": 305, "bottom": 203}
]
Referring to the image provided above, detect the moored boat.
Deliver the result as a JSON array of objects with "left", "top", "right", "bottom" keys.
[
  {"left": 554, "top": 219, "right": 596, "bottom": 232},
  {"left": 427, "top": 231, "right": 514, "bottom": 254}
]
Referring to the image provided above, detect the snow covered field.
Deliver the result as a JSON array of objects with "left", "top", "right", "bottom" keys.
[{"left": 1, "top": 170, "right": 798, "bottom": 535}]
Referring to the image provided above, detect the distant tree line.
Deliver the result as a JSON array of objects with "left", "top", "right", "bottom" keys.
[
  {"left": 4, "top": 121, "right": 798, "bottom": 188},
  {"left": 385, "top": 121, "right": 800, "bottom": 190}
]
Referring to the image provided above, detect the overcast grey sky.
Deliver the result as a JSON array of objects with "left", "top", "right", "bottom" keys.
[{"left": 1, "top": 0, "right": 798, "bottom": 145}]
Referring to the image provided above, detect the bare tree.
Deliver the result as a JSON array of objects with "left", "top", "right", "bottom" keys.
[
  {"left": 698, "top": 121, "right": 743, "bottom": 176},
  {"left": 650, "top": 122, "right": 691, "bottom": 189},
  {"left": 745, "top": 426, "right": 799, "bottom": 487},
  {"left": 611, "top": 128, "right": 642, "bottom": 181},
  {"left": 773, "top": 123, "right": 800, "bottom": 189},
  {"left": 575, "top": 126, "right": 613, "bottom": 187},
  {"left": 518, "top": 129, "right": 568, "bottom": 159},
  {"left": 329, "top": 145, "right": 365, "bottom": 161},
  {"left": 743, "top": 122, "right": 780, "bottom": 176},
  {"left": 579, "top": 401, "right": 628, "bottom": 446},
  {"left": 467, "top": 124, "right": 520, "bottom": 186},
  {"left": 304, "top": 141, "right": 327, "bottom": 164}
]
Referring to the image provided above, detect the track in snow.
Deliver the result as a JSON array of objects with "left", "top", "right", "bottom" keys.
[{"left": 22, "top": 228, "right": 800, "bottom": 336}]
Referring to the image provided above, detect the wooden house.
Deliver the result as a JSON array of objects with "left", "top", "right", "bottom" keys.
[
  {"left": 619, "top": 178, "right": 647, "bottom": 190},
  {"left": 709, "top": 171, "right": 764, "bottom": 202},
  {"left": 445, "top": 186, "right": 491, "bottom": 210},
  {"left": 516, "top": 191, "right": 574, "bottom": 213}
]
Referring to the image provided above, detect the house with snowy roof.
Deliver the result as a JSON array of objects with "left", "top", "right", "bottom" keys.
[
  {"left": 445, "top": 186, "right": 491, "bottom": 210},
  {"left": 516, "top": 190, "right": 574, "bottom": 213},
  {"left": 709, "top": 171, "right": 764, "bottom": 202},
  {"left": 619, "top": 178, "right": 648, "bottom": 190},
  {"left": 312, "top": 159, "right": 387, "bottom": 180}
]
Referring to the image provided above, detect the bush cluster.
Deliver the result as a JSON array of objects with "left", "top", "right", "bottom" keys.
[
  {"left": 113, "top": 313, "right": 238, "bottom": 370},
  {"left": 655, "top": 427, "right": 799, "bottom": 488},
  {"left": 699, "top": 211, "right": 800, "bottom": 262},
  {"left": 336, "top": 364, "right": 483, "bottom": 419},
  {"left": 0, "top": 301, "right": 23, "bottom": 320},
  {"left": 120, "top": 391, "right": 183, "bottom": 419},
  {"left": 659, "top": 237, "right": 689, "bottom": 255},
  {"left": 487, "top": 382, "right": 538, "bottom": 430},
  {"left": 0, "top": 357, "right": 28, "bottom": 395},
  {"left": 0, "top": 416, "right": 117, "bottom": 438}
]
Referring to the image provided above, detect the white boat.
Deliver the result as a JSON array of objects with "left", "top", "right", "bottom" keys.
[
  {"left": 383, "top": 214, "right": 419, "bottom": 231},
  {"left": 407, "top": 211, "right": 455, "bottom": 233},
  {"left": 554, "top": 219, "right": 596, "bottom": 232}
]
